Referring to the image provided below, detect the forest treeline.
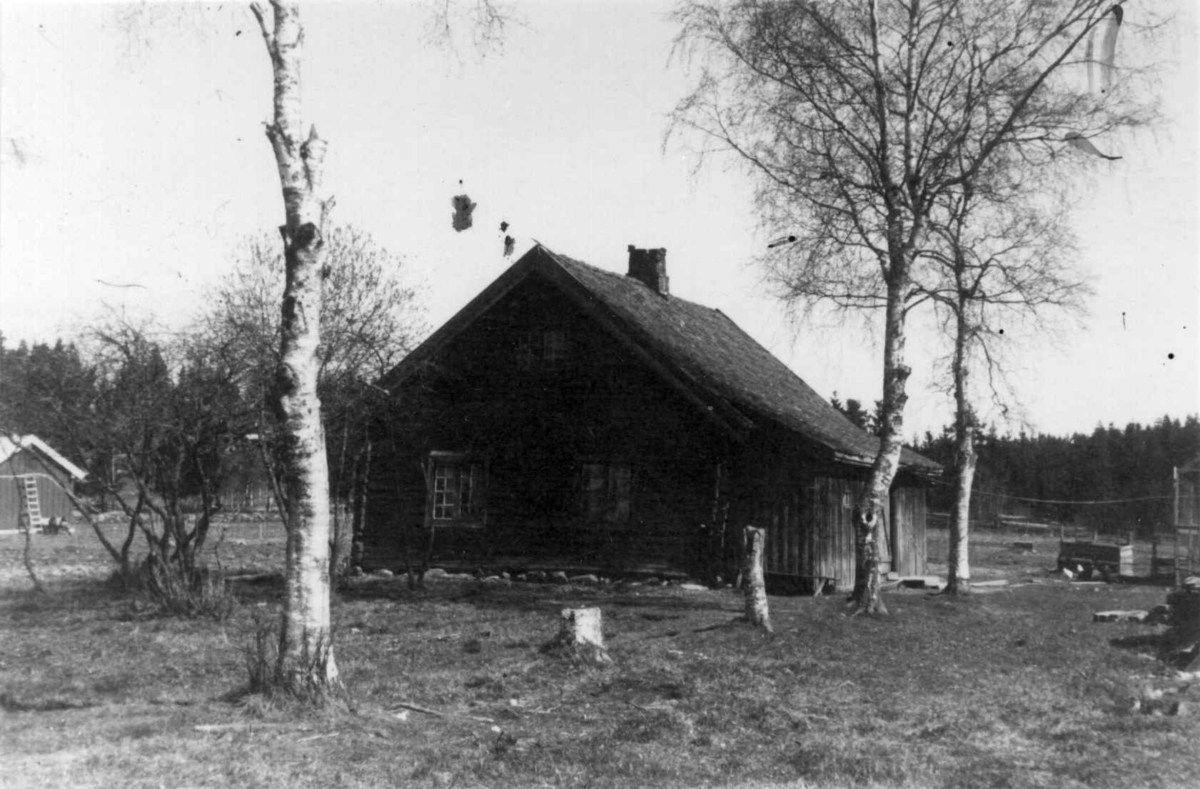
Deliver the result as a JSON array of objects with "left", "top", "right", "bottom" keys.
[
  {"left": 916, "top": 418, "right": 1200, "bottom": 534},
  {"left": 5, "top": 339, "right": 1197, "bottom": 536},
  {"left": 1, "top": 337, "right": 95, "bottom": 455},
  {"left": 832, "top": 394, "right": 1200, "bottom": 535}
]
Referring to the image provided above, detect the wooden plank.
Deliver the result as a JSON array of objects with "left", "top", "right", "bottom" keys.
[
  {"left": 848, "top": 478, "right": 863, "bottom": 589},
  {"left": 777, "top": 506, "right": 786, "bottom": 574},
  {"left": 768, "top": 508, "right": 780, "bottom": 573},
  {"left": 913, "top": 487, "right": 927, "bottom": 573},
  {"left": 824, "top": 477, "right": 833, "bottom": 582},
  {"left": 815, "top": 478, "right": 826, "bottom": 579},
  {"left": 795, "top": 489, "right": 806, "bottom": 577},
  {"left": 783, "top": 501, "right": 793, "bottom": 576},
  {"left": 772, "top": 502, "right": 782, "bottom": 575},
  {"left": 789, "top": 493, "right": 800, "bottom": 576},
  {"left": 777, "top": 502, "right": 786, "bottom": 574},
  {"left": 832, "top": 477, "right": 857, "bottom": 592}
]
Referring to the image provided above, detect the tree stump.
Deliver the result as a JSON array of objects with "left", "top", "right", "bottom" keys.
[
  {"left": 743, "top": 526, "right": 772, "bottom": 633},
  {"left": 540, "top": 607, "right": 612, "bottom": 665}
]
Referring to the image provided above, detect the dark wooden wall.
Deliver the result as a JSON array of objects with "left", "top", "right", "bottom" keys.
[
  {"left": 752, "top": 469, "right": 860, "bottom": 592},
  {"left": 890, "top": 484, "right": 928, "bottom": 576},
  {"left": 362, "top": 275, "right": 731, "bottom": 572},
  {"left": 738, "top": 435, "right": 930, "bottom": 591},
  {"left": 361, "top": 272, "right": 931, "bottom": 584},
  {"left": 755, "top": 475, "right": 929, "bottom": 591}
]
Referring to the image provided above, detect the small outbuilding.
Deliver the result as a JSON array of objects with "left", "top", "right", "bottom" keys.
[
  {"left": 1173, "top": 455, "right": 1200, "bottom": 581},
  {"left": 361, "top": 244, "right": 940, "bottom": 590},
  {"left": 0, "top": 434, "right": 88, "bottom": 531}
]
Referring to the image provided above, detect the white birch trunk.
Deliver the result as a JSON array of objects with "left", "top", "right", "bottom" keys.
[
  {"left": 851, "top": 1, "right": 920, "bottom": 617},
  {"left": 946, "top": 432, "right": 975, "bottom": 595},
  {"left": 853, "top": 274, "right": 911, "bottom": 616},
  {"left": 251, "top": 0, "right": 340, "bottom": 697},
  {"left": 743, "top": 526, "right": 772, "bottom": 632},
  {"left": 946, "top": 302, "right": 975, "bottom": 595}
]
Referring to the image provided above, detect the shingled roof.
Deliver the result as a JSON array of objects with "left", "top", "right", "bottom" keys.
[{"left": 389, "top": 244, "right": 939, "bottom": 474}]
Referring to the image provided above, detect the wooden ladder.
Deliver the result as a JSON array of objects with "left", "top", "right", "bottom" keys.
[{"left": 20, "top": 476, "right": 44, "bottom": 528}]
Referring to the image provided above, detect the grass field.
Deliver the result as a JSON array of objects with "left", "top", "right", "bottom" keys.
[{"left": 1, "top": 524, "right": 1197, "bottom": 789}]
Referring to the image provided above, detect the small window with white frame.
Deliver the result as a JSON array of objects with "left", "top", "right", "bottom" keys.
[{"left": 428, "top": 452, "right": 486, "bottom": 526}]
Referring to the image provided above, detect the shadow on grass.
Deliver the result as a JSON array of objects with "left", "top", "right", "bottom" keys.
[
  {"left": 1110, "top": 633, "right": 1170, "bottom": 654},
  {"left": 4, "top": 571, "right": 289, "bottom": 630},
  {"left": 0, "top": 692, "right": 101, "bottom": 712},
  {"left": 0, "top": 579, "right": 131, "bottom": 628},
  {"left": 226, "top": 573, "right": 286, "bottom": 606},
  {"left": 338, "top": 577, "right": 742, "bottom": 617}
]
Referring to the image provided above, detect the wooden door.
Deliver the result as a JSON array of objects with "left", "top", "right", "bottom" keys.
[{"left": 890, "top": 487, "right": 927, "bottom": 576}]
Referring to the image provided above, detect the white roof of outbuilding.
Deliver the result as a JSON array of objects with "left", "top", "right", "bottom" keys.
[{"left": 0, "top": 434, "right": 88, "bottom": 480}]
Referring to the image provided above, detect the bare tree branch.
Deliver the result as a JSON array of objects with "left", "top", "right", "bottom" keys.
[{"left": 669, "top": 0, "right": 1160, "bottom": 613}]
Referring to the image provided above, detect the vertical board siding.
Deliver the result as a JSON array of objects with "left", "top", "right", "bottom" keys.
[
  {"left": 810, "top": 476, "right": 859, "bottom": 592},
  {"left": 763, "top": 461, "right": 801, "bottom": 578},
  {"left": 790, "top": 492, "right": 802, "bottom": 576},
  {"left": 891, "top": 487, "right": 928, "bottom": 576},
  {"left": 912, "top": 488, "right": 927, "bottom": 575},
  {"left": 1, "top": 452, "right": 77, "bottom": 529},
  {"left": 842, "top": 478, "right": 858, "bottom": 590},
  {"left": 752, "top": 463, "right": 927, "bottom": 593},
  {"left": 793, "top": 490, "right": 805, "bottom": 577},
  {"left": 0, "top": 473, "right": 23, "bottom": 529},
  {"left": 767, "top": 509, "right": 777, "bottom": 572},
  {"left": 783, "top": 500, "right": 793, "bottom": 575},
  {"left": 770, "top": 477, "right": 928, "bottom": 590}
]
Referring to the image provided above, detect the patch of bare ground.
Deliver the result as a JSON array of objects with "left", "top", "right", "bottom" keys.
[{"left": 2, "top": 525, "right": 1198, "bottom": 788}]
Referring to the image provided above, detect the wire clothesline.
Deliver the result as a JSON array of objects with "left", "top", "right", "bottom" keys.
[{"left": 975, "top": 491, "right": 1176, "bottom": 505}]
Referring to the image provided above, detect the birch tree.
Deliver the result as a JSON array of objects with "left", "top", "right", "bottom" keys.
[
  {"left": 671, "top": 0, "right": 1155, "bottom": 613},
  {"left": 920, "top": 161, "right": 1087, "bottom": 594},
  {"left": 248, "top": 0, "right": 507, "bottom": 698},
  {"left": 249, "top": 0, "right": 342, "bottom": 697}
]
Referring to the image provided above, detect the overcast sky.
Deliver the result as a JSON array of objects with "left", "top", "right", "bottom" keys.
[{"left": 1, "top": 1, "right": 1196, "bottom": 441}]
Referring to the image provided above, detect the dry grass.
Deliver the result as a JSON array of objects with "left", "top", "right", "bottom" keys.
[{"left": 1, "top": 525, "right": 1197, "bottom": 788}]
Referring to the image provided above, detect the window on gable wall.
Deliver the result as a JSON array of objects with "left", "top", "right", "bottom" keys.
[
  {"left": 516, "top": 328, "right": 569, "bottom": 371},
  {"left": 429, "top": 453, "right": 486, "bottom": 526},
  {"left": 580, "top": 462, "right": 632, "bottom": 525}
]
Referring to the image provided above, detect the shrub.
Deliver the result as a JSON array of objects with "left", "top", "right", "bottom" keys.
[
  {"left": 137, "top": 557, "right": 237, "bottom": 620},
  {"left": 242, "top": 609, "right": 279, "bottom": 696}
]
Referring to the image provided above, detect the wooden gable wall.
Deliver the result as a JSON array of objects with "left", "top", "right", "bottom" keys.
[
  {"left": 362, "top": 274, "right": 735, "bottom": 571},
  {"left": 0, "top": 450, "right": 77, "bottom": 529}
]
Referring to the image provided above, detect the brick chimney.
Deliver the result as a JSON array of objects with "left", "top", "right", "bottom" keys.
[{"left": 626, "top": 245, "right": 669, "bottom": 297}]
